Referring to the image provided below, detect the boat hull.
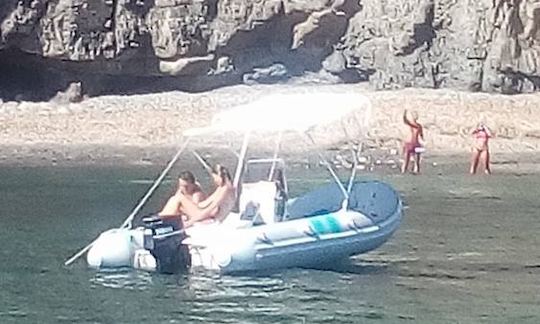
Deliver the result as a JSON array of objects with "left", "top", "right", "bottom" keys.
[
  {"left": 87, "top": 181, "right": 402, "bottom": 274},
  {"left": 187, "top": 201, "right": 401, "bottom": 273}
]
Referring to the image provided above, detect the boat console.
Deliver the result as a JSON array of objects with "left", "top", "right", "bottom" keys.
[{"left": 238, "top": 159, "right": 288, "bottom": 225}]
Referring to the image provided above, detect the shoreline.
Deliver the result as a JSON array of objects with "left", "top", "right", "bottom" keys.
[
  {"left": 1, "top": 84, "right": 540, "bottom": 167},
  {"left": 2, "top": 143, "right": 540, "bottom": 177}
]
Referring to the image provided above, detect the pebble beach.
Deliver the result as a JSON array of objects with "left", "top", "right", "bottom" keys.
[{"left": 1, "top": 84, "right": 540, "bottom": 167}]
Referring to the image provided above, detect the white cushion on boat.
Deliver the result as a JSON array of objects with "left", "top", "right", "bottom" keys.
[
  {"left": 221, "top": 212, "right": 253, "bottom": 229},
  {"left": 185, "top": 214, "right": 252, "bottom": 247},
  {"left": 239, "top": 181, "right": 278, "bottom": 225}
]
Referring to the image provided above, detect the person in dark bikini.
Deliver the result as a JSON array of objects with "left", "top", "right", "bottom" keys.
[
  {"left": 401, "top": 110, "right": 425, "bottom": 174},
  {"left": 470, "top": 123, "right": 492, "bottom": 175}
]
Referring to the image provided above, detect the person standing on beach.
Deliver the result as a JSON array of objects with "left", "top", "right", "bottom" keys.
[
  {"left": 470, "top": 123, "right": 492, "bottom": 175},
  {"left": 401, "top": 110, "right": 425, "bottom": 174}
]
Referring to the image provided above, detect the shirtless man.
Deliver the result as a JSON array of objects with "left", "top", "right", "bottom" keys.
[
  {"left": 159, "top": 171, "right": 206, "bottom": 217},
  {"left": 401, "top": 110, "right": 425, "bottom": 174},
  {"left": 159, "top": 165, "right": 236, "bottom": 227},
  {"left": 470, "top": 123, "right": 492, "bottom": 175}
]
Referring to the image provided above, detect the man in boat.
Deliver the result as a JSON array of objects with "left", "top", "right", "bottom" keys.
[
  {"left": 159, "top": 171, "right": 206, "bottom": 218},
  {"left": 401, "top": 109, "right": 425, "bottom": 174},
  {"left": 159, "top": 164, "right": 236, "bottom": 227}
]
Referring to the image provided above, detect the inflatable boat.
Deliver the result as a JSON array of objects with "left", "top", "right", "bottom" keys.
[
  {"left": 65, "top": 92, "right": 403, "bottom": 274},
  {"left": 87, "top": 180, "right": 401, "bottom": 273}
]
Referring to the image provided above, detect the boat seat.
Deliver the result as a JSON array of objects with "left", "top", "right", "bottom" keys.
[{"left": 239, "top": 181, "right": 284, "bottom": 225}]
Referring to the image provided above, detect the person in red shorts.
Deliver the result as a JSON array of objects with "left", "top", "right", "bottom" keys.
[{"left": 401, "top": 110, "right": 425, "bottom": 174}]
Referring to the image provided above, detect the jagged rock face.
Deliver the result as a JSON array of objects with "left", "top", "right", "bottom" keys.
[
  {"left": 342, "top": 0, "right": 540, "bottom": 93},
  {"left": 2, "top": 0, "right": 540, "bottom": 94}
]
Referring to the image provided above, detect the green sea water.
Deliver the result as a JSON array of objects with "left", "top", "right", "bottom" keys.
[{"left": 0, "top": 157, "right": 539, "bottom": 323}]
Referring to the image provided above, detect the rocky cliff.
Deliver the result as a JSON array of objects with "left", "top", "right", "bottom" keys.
[{"left": 2, "top": 0, "right": 540, "bottom": 99}]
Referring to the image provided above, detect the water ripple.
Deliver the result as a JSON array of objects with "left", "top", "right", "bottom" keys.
[{"left": 89, "top": 269, "right": 153, "bottom": 290}]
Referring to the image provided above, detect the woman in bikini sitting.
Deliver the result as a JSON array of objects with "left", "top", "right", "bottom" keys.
[
  {"left": 401, "top": 109, "right": 425, "bottom": 174},
  {"left": 158, "top": 164, "right": 236, "bottom": 227},
  {"left": 470, "top": 123, "right": 492, "bottom": 175}
]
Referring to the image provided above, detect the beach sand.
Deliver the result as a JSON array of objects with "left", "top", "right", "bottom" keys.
[{"left": 1, "top": 84, "right": 540, "bottom": 167}]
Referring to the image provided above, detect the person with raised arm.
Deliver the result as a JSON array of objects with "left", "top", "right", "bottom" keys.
[
  {"left": 470, "top": 123, "right": 492, "bottom": 175},
  {"left": 401, "top": 110, "right": 425, "bottom": 174}
]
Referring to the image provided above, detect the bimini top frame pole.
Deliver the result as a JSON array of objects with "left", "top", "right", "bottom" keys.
[
  {"left": 267, "top": 130, "right": 283, "bottom": 182},
  {"left": 233, "top": 131, "right": 250, "bottom": 193},
  {"left": 64, "top": 137, "right": 192, "bottom": 266},
  {"left": 304, "top": 132, "right": 349, "bottom": 206},
  {"left": 120, "top": 137, "right": 192, "bottom": 229},
  {"left": 192, "top": 150, "right": 212, "bottom": 174},
  {"left": 181, "top": 92, "right": 372, "bottom": 208}
]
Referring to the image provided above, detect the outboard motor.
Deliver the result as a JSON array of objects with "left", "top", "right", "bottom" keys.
[{"left": 140, "top": 215, "right": 190, "bottom": 274}]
